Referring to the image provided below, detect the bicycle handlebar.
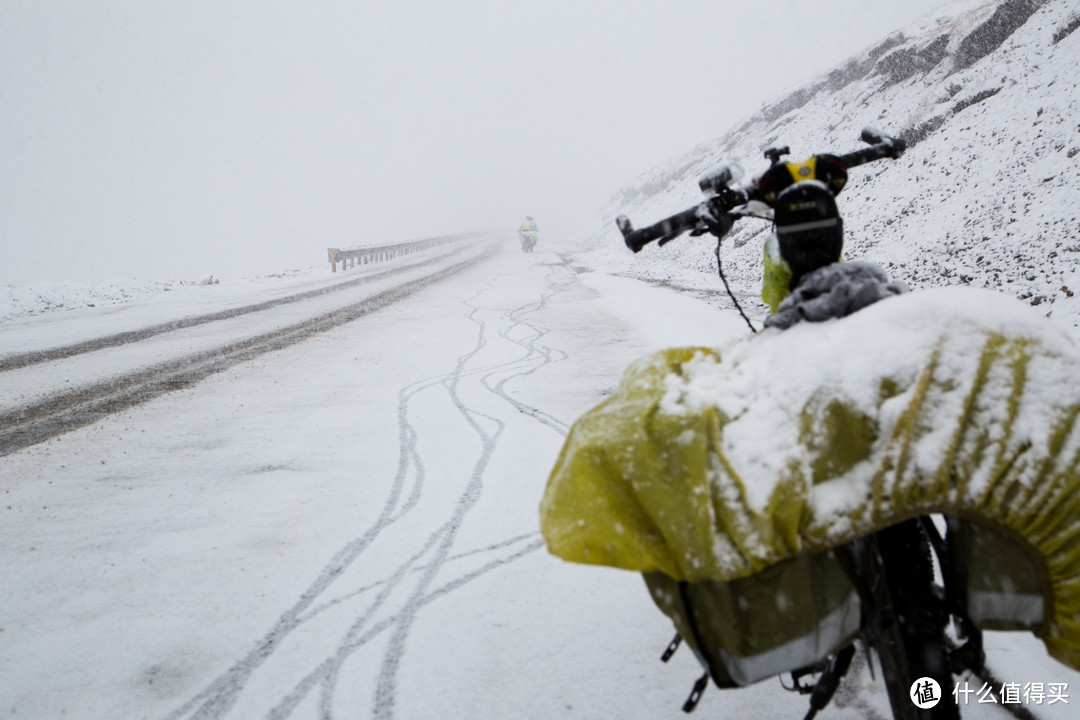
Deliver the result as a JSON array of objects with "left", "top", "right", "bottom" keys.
[
  {"left": 835, "top": 127, "right": 906, "bottom": 168},
  {"left": 616, "top": 127, "right": 906, "bottom": 254},
  {"left": 616, "top": 203, "right": 715, "bottom": 253}
]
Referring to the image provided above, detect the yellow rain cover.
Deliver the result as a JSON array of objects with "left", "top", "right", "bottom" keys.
[{"left": 540, "top": 287, "right": 1080, "bottom": 670}]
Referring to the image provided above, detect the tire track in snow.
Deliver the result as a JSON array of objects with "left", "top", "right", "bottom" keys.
[
  {"left": 294, "top": 533, "right": 540, "bottom": 625},
  {"left": 370, "top": 261, "right": 578, "bottom": 718},
  {"left": 161, "top": 365, "right": 460, "bottom": 720},
  {"left": 483, "top": 262, "right": 574, "bottom": 436},
  {"left": 158, "top": 268, "right": 502, "bottom": 720},
  {"left": 263, "top": 282, "right": 514, "bottom": 718},
  {"left": 265, "top": 534, "right": 546, "bottom": 720},
  {"left": 369, "top": 284, "right": 512, "bottom": 719},
  {"left": 163, "top": 256, "right": 576, "bottom": 720}
]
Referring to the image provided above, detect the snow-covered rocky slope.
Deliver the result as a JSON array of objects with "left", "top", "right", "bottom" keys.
[{"left": 566, "top": 0, "right": 1080, "bottom": 329}]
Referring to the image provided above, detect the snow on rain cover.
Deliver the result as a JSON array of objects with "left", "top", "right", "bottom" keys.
[{"left": 540, "top": 287, "right": 1080, "bottom": 670}]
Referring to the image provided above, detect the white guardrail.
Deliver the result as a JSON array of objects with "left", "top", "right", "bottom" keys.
[{"left": 326, "top": 235, "right": 466, "bottom": 273}]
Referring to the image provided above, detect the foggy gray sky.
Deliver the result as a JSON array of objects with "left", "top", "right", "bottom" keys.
[{"left": 1, "top": 0, "right": 952, "bottom": 283}]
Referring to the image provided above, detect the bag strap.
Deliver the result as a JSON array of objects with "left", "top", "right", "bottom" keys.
[{"left": 675, "top": 581, "right": 721, "bottom": 713}]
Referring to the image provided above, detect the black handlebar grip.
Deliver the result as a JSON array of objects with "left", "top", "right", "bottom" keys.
[
  {"left": 838, "top": 130, "right": 907, "bottom": 169},
  {"left": 861, "top": 127, "right": 886, "bottom": 145},
  {"left": 616, "top": 215, "right": 654, "bottom": 252},
  {"left": 617, "top": 206, "right": 703, "bottom": 253},
  {"left": 860, "top": 127, "right": 906, "bottom": 158}
]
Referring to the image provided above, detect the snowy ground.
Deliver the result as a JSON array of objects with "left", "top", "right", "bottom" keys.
[{"left": 2, "top": 240, "right": 1079, "bottom": 719}]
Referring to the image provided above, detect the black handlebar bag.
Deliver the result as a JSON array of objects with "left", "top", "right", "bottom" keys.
[{"left": 773, "top": 181, "right": 844, "bottom": 289}]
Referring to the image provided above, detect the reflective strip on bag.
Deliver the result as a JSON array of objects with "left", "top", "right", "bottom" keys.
[
  {"left": 968, "top": 591, "right": 1045, "bottom": 629},
  {"left": 717, "top": 589, "right": 861, "bottom": 687},
  {"left": 776, "top": 218, "right": 841, "bottom": 235}
]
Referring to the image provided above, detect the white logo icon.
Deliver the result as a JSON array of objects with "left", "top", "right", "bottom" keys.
[{"left": 911, "top": 677, "right": 942, "bottom": 709}]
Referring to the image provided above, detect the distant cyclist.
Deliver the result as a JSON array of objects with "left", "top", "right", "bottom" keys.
[{"left": 518, "top": 216, "right": 539, "bottom": 253}]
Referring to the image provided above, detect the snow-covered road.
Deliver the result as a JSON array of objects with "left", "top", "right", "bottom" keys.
[
  {"left": 2, "top": 242, "right": 1077, "bottom": 719},
  {"left": 0, "top": 238, "right": 494, "bottom": 453}
]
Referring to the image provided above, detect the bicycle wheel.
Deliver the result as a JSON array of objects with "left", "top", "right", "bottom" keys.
[{"left": 872, "top": 518, "right": 958, "bottom": 719}]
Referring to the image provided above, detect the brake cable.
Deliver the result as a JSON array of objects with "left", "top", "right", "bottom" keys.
[{"left": 715, "top": 239, "right": 758, "bottom": 335}]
